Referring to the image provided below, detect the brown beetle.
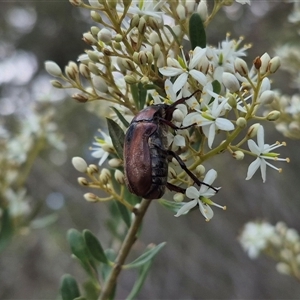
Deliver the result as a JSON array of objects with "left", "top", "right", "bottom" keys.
[{"left": 123, "top": 93, "right": 217, "bottom": 200}]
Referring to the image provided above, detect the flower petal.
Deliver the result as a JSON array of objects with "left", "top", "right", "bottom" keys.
[
  {"left": 174, "top": 199, "right": 197, "bottom": 217},
  {"left": 186, "top": 186, "right": 199, "bottom": 199},
  {"left": 189, "top": 69, "right": 207, "bottom": 86},
  {"left": 246, "top": 157, "right": 261, "bottom": 180},
  {"left": 247, "top": 139, "right": 260, "bottom": 155},
  {"left": 173, "top": 72, "right": 189, "bottom": 93},
  {"left": 159, "top": 67, "right": 184, "bottom": 77}
]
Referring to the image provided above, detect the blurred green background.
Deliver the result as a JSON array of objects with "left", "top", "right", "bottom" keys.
[{"left": 1, "top": 1, "right": 300, "bottom": 299}]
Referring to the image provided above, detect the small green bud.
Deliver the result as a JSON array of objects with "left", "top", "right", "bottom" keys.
[
  {"left": 90, "top": 10, "right": 102, "bottom": 23},
  {"left": 50, "top": 80, "right": 63, "bottom": 88},
  {"left": 173, "top": 193, "right": 184, "bottom": 203},
  {"left": 236, "top": 117, "right": 247, "bottom": 128},
  {"left": 269, "top": 56, "right": 281, "bottom": 73}
]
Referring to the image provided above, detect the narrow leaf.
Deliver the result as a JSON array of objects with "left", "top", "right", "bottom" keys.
[
  {"left": 158, "top": 198, "right": 188, "bottom": 214},
  {"left": 130, "top": 83, "right": 140, "bottom": 110},
  {"left": 83, "top": 230, "right": 108, "bottom": 264},
  {"left": 0, "top": 208, "right": 14, "bottom": 252},
  {"left": 124, "top": 242, "right": 166, "bottom": 269},
  {"left": 110, "top": 106, "right": 129, "bottom": 128},
  {"left": 106, "top": 118, "right": 125, "bottom": 159},
  {"left": 114, "top": 200, "right": 131, "bottom": 228},
  {"left": 189, "top": 13, "right": 206, "bottom": 49},
  {"left": 137, "top": 82, "right": 147, "bottom": 110},
  {"left": 83, "top": 279, "right": 101, "bottom": 300},
  {"left": 67, "top": 229, "right": 89, "bottom": 262},
  {"left": 60, "top": 274, "right": 81, "bottom": 300},
  {"left": 126, "top": 260, "right": 153, "bottom": 300}
]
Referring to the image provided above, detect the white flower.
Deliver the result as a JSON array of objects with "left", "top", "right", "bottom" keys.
[
  {"left": 183, "top": 91, "right": 234, "bottom": 148},
  {"left": 175, "top": 169, "right": 222, "bottom": 220},
  {"left": 239, "top": 221, "right": 275, "bottom": 259},
  {"left": 159, "top": 47, "right": 207, "bottom": 93},
  {"left": 246, "top": 125, "right": 288, "bottom": 182},
  {"left": 90, "top": 130, "right": 114, "bottom": 165},
  {"left": 5, "top": 188, "right": 31, "bottom": 217},
  {"left": 116, "top": 0, "right": 166, "bottom": 19}
]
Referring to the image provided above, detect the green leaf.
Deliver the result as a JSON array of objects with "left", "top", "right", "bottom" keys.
[
  {"left": 124, "top": 242, "right": 166, "bottom": 269},
  {"left": 67, "top": 229, "right": 89, "bottom": 262},
  {"left": 130, "top": 83, "right": 147, "bottom": 110},
  {"left": 158, "top": 198, "right": 188, "bottom": 215},
  {"left": 74, "top": 297, "right": 87, "bottom": 300},
  {"left": 83, "top": 279, "right": 101, "bottom": 300},
  {"left": 83, "top": 230, "right": 108, "bottom": 264},
  {"left": 126, "top": 260, "right": 153, "bottom": 300},
  {"left": 60, "top": 274, "right": 81, "bottom": 300},
  {"left": 110, "top": 106, "right": 129, "bottom": 128},
  {"left": 106, "top": 118, "right": 125, "bottom": 159},
  {"left": 0, "top": 208, "right": 14, "bottom": 252},
  {"left": 189, "top": 13, "right": 206, "bottom": 49},
  {"left": 114, "top": 200, "right": 131, "bottom": 228},
  {"left": 212, "top": 80, "right": 221, "bottom": 94},
  {"left": 137, "top": 82, "right": 147, "bottom": 110},
  {"left": 124, "top": 187, "right": 142, "bottom": 206}
]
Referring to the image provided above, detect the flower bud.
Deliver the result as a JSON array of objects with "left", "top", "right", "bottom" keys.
[
  {"left": 114, "top": 169, "right": 125, "bottom": 184},
  {"left": 84, "top": 193, "right": 98, "bottom": 202},
  {"left": 90, "top": 10, "right": 102, "bottom": 23},
  {"left": 72, "top": 156, "right": 88, "bottom": 172},
  {"left": 186, "top": 0, "right": 196, "bottom": 13},
  {"left": 269, "top": 56, "right": 281, "bottom": 73},
  {"left": 149, "top": 32, "right": 160, "bottom": 44},
  {"left": 121, "top": 58, "right": 136, "bottom": 71},
  {"left": 77, "top": 177, "right": 89, "bottom": 186},
  {"left": 173, "top": 108, "right": 185, "bottom": 123},
  {"left": 83, "top": 32, "right": 97, "bottom": 45},
  {"left": 247, "top": 123, "right": 260, "bottom": 138},
  {"left": 141, "top": 76, "right": 150, "bottom": 85},
  {"left": 195, "top": 165, "right": 205, "bottom": 176},
  {"left": 222, "top": 72, "right": 240, "bottom": 92},
  {"left": 91, "top": 26, "right": 100, "bottom": 37},
  {"left": 51, "top": 80, "right": 63, "bottom": 88},
  {"left": 138, "top": 17, "right": 147, "bottom": 34},
  {"left": 259, "top": 90, "right": 275, "bottom": 105},
  {"left": 148, "top": 16, "right": 160, "bottom": 30},
  {"left": 99, "top": 168, "right": 111, "bottom": 184},
  {"left": 98, "top": 28, "right": 112, "bottom": 43},
  {"left": 88, "top": 164, "right": 99, "bottom": 174},
  {"left": 72, "top": 93, "right": 89, "bottom": 103},
  {"left": 236, "top": 117, "right": 247, "bottom": 128},
  {"left": 108, "top": 158, "right": 123, "bottom": 168},
  {"left": 45, "top": 61, "right": 62, "bottom": 77},
  {"left": 232, "top": 151, "right": 244, "bottom": 160},
  {"left": 130, "top": 14, "right": 140, "bottom": 28},
  {"left": 234, "top": 58, "right": 249, "bottom": 76},
  {"left": 266, "top": 110, "right": 280, "bottom": 121},
  {"left": 176, "top": 4, "right": 186, "bottom": 20},
  {"left": 260, "top": 52, "right": 271, "bottom": 74},
  {"left": 88, "top": 62, "right": 100, "bottom": 75},
  {"left": 197, "top": 0, "right": 208, "bottom": 21},
  {"left": 173, "top": 193, "right": 184, "bottom": 203},
  {"left": 124, "top": 75, "right": 138, "bottom": 84},
  {"left": 79, "top": 63, "right": 90, "bottom": 78},
  {"left": 153, "top": 44, "right": 161, "bottom": 59},
  {"left": 227, "top": 93, "right": 237, "bottom": 108}
]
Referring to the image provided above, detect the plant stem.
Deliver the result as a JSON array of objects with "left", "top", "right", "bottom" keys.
[{"left": 99, "top": 198, "right": 152, "bottom": 300}]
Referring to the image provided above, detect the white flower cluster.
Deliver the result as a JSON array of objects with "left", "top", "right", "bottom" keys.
[
  {"left": 0, "top": 108, "right": 65, "bottom": 222},
  {"left": 47, "top": 0, "right": 290, "bottom": 221},
  {"left": 239, "top": 221, "right": 300, "bottom": 280}
]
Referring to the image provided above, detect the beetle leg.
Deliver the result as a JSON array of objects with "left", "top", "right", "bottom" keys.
[
  {"left": 166, "top": 182, "right": 186, "bottom": 194},
  {"left": 167, "top": 150, "right": 219, "bottom": 193}
]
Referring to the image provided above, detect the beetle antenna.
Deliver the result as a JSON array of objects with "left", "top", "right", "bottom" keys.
[{"left": 169, "top": 89, "right": 202, "bottom": 110}]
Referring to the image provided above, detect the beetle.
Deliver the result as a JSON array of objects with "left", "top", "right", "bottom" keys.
[{"left": 123, "top": 92, "right": 217, "bottom": 200}]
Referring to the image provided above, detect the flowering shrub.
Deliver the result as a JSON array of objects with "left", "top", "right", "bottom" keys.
[{"left": 43, "top": 0, "right": 297, "bottom": 299}]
